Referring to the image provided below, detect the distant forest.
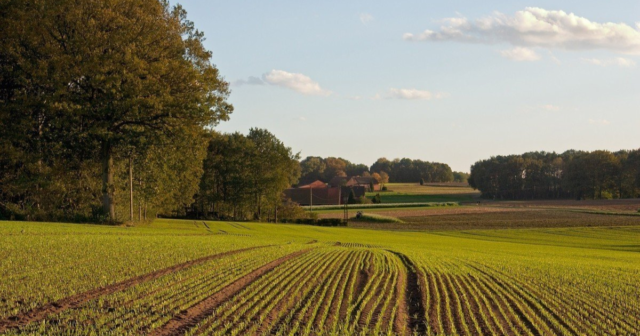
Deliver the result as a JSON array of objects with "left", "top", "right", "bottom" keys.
[
  {"left": 299, "top": 157, "right": 468, "bottom": 185},
  {"left": 469, "top": 150, "right": 640, "bottom": 200}
]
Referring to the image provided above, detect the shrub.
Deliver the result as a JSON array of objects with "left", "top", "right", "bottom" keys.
[
  {"left": 372, "top": 193, "right": 382, "bottom": 204},
  {"left": 381, "top": 185, "right": 388, "bottom": 191},
  {"left": 353, "top": 213, "right": 404, "bottom": 223},
  {"left": 420, "top": 178, "right": 425, "bottom": 186},
  {"left": 283, "top": 218, "right": 346, "bottom": 227}
]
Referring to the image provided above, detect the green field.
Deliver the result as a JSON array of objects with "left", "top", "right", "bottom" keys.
[
  {"left": 368, "top": 183, "right": 480, "bottom": 203},
  {"left": 1, "top": 218, "right": 639, "bottom": 335}
]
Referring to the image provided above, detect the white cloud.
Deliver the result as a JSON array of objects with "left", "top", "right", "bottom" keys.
[
  {"left": 581, "top": 57, "right": 636, "bottom": 67},
  {"left": 387, "top": 88, "right": 447, "bottom": 100},
  {"left": 262, "top": 70, "right": 331, "bottom": 96},
  {"left": 500, "top": 47, "right": 541, "bottom": 61},
  {"left": 404, "top": 7, "right": 640, "bottom": 54},
  {"left": 541, "top": 104, "right": 560, "bottom": 111},
  {"left": 360, "top": 13, "right": 374, "bottom": 24},
  {"left": 588, "top": 118, "right": 610, "bottom": 125}
]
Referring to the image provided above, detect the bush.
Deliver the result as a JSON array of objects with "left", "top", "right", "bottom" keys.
[
  {"left": 420, "top": 178, "right": 425, "bottom": 186},
  {"left": 372, "top": 193, "right": 382, "bottom": 204},
  {"left": 281, "top": 218, "right": 346, "bottom": 227},
  {"left": 353, "top": 213, "right": 404, "bottom": 223},
  {"left": 381, "top": 185, "right": 388, "bottom": 191}
]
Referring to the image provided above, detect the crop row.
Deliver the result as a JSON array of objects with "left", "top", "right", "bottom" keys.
[{"left": 5, "top": 245, "right": 301, "bottom": 335}]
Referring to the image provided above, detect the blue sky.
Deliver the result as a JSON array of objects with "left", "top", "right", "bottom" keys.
[{"left": 176, "top": 1, "right": 640, "bottom": 172}]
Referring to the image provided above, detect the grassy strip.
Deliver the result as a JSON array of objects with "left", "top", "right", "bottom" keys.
[
  {"left": 302, "top": 202, "right": 458, "bottom": 211},
  {"left": 567, "top": 209, "right": 640, "bottom": 217}
]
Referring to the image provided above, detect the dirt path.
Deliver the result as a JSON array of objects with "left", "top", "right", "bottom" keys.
[
  {"left": 390, "top": 251, "right": 427, "bottom": 335},
  {"left": 148, "top": 248, "right": 311, "bottom": 336},
  {"left": 0, "top": 245, "right": 272, "bottom": 333}
]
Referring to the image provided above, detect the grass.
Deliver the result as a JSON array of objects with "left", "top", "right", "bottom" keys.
[
  {"left": 303, "top": 201, "right": 458, "bottom": 211},
  {"left": 368, "top": 182, "right": 480, "bottom": 203},
  {"left": 1, "top": 216, "right": 640, "bottom": 335}
]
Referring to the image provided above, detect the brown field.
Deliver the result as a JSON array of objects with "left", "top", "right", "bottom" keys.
[
  {"left": 348, "top": 209, "right": 640, "bottom": 231},
  {"left": 479, "top": 198, "right": 640, "bottom": 213}
]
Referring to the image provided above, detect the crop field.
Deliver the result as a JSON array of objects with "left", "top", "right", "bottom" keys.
[
  {"left": 367, "top": 183, "right": 480, "bottom": 203},
  {"left": 1, "top": 218, "right": 640, "bottom": 335}
]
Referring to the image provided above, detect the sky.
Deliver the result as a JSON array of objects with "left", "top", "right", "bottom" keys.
[{"left": 175, "top": 0, "right": 640, "bottom": 172}]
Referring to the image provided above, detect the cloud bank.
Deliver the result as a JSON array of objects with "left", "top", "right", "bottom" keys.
[
  {"left": 404, "top": 7, "right": 640, "bottom": 54},
  {"left": 263, "top": 70, "right": 331, "bottom": 96},
  {"left": 234, "top": 70, "right": 331, "bottom": 96},
  {"left": 581, "top": 57, "right": 636, "bottom": 68},
  {"left": 387, "top": 88, "right": 447, "bottom": 100}
]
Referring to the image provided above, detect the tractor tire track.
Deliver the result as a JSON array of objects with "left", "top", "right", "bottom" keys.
[
  {"left": 390, "top": 251, "right": 427, "bottom": 335},
  {"left": 0, "top": 245, "right": 272, "bottom": 333},
  {"left": 148, "top": 248, "right": 311, "bottom": 336}
]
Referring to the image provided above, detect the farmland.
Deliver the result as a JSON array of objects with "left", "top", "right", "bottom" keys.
[
  {"left": 1, "top": 217, "right": 640, "bottom": 335},
  {"left": 367, "top": 183, "right": 480, "bottom": 203}
]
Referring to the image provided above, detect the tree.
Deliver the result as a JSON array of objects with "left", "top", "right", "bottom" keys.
[
  {"left": 1, "top": 0, "right": 232, "bottom": 221},
  {"left": 369, "top": 181, "right": 375, "bottom": 191},
  {"left": 420, "top": 178, "right": 425, "bottom": 186},
  {"left": 198, "top": 129, "right": 300, "bottom": 221},
  {"left": 299, "top": 157, "right": 326, "bottom": 184},
  {"left": 347, "top": 189, "right": 357, "bottom": 204},
  {"left": 379, "top": 172, "right": 390, "bottom": 184}
]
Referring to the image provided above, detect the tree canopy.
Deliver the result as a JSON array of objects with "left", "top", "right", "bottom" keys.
[
  {"left": 0, "top": 0, "right": 231, "bottom": 221},
  {"left": 468, "top": 150, "right": 640, "bottom": 200},
  {"left": 197, "top": 129, "right": 300, "bottom": 221}
]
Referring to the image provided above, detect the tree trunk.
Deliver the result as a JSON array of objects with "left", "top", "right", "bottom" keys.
[{"left": 102, "top": 141, "right": 116, "bottom": 221}]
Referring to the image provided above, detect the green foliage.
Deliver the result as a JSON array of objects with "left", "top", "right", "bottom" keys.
[
  {"left": 469, "top": 149, "right": 640, "bottom": 200},
  {"left": 197, "top": 129, "right": 300, "bottom": 221},
  {"left": 381, "top": 185, "right": 388, "bottom": 191},
  {"left": 0, "top": 0, "right": 231, "bottom": 222},
  {"left": 452, "top": 171, "right": 470, "bottom": 183},
  {"left": 372, "top": 193, "right": 382, "bottom": 204},
  {"left": 370, "top": 157, "right": 453, "bottom": 183},
  {"left": 420, "top": 178, "right": 425, "bottom": 185}
]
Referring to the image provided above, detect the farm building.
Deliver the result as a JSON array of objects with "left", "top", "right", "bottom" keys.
[
  {"left": 298, "top": 180, "right": 327, "bottom": 189},
  {"left": 328, "top": 176, "right": 380, "bottom": 191}
]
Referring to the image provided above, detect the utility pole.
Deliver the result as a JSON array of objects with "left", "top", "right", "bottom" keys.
[{"left": 129, "top": 155, "right": 134, "bottom": 222}]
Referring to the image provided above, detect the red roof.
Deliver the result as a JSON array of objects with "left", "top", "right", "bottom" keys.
[{"left": 298, "top": 180, "right": 327, "bottom": 189}]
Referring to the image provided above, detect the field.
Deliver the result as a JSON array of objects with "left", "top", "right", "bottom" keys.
[
  {"left": 1, "top": 215, "right": 640, "bottom": 335},
  {"left": 367, "top": 183, "right": 480, "bottom": 203}
]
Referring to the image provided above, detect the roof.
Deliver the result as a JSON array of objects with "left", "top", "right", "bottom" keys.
[{"left": 298, "top": 180, "right": 327, "bottom": 189}]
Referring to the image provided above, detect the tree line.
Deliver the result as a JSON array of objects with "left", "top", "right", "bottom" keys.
[
  {"left": 299, "top": 157, "right": 458, "bottom": 185},
  {"left": 468, "top": 150, "right": 640, "bottom": 200}
]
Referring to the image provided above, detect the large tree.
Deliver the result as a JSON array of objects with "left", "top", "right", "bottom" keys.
[{"left": 1, "top": 0, "right": 231, "bottom": 220}]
